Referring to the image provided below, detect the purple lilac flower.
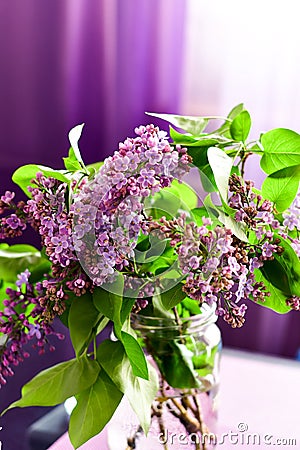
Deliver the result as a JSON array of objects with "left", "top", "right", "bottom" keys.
[
  {"left": 16, "top": 269, "right": 31, "bottom": 289},
  {"left": 6, "top": 214, "right": 22, "bottom": 230},
  {"left": 1, "top": 191, "right": 15, "bottom": 204},
  {"left": 72, "top": 124, "right": 191, "bottom": 289}
]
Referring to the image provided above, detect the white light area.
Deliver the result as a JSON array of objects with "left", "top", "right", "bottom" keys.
[
  {"left": 64, "top": 396, "right": 77, "bottom": 415},
  {"left": 181, "top": 0, "right": 300, "bottom": 134}
]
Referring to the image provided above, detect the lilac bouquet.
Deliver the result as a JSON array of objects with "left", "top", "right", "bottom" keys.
[{"left": 0, "top": 104, "right": 300, "bottom": 448}]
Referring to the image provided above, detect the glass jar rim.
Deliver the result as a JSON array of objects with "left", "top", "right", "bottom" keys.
[{"left": 131, "top": 302, "right": 217, "bottom": 332}]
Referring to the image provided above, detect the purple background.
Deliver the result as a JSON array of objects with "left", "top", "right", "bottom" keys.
[{"left": 0, "top": 2, "right": 299, "bottom": 449}]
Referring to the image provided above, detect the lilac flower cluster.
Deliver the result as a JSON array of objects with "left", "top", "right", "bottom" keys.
[
  {"left": 72, "top": 124, "right": 191, "bottom": 287},
  {"left": 149, "top": 212, "right": 279, "bottom": 328},
  {"left": 20, "top": 173, "right": 93, "bottom": 315},
  {"left": 281, "top": 189, "right": 300, "bottom": 256},
  {"left": 0, "top": 191, "right": 27, "bottom": 239},
  {"left": 228, "top": 174, "right": 280, "bottom": 236},
  {"left": 0, "top": 270, "right": 64, "bottom": 386}
]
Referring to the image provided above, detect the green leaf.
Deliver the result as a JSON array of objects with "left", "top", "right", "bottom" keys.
[
  {"left": 273, "top": 236, "right": 300, "bottom": 296},
  {"left": 86, "top": 161, "right": 104, "bottom": 176},
  {"left": 97, "top": 340, "right": 159, "bottom": 434},
  {"left": 12, "top": 164, "right": 69, "bottom": 196},
  {"left": 254, "top": 268, "right": 291, "bottom": 313},
  {"left": 0, "top": 280, "right": 15, "bottom": 311},
  {"left": 190, "top": 207, "right": 209, "bottom": 225},
  {"left": 63, "top": 147, "right": 83, "bottom": 172},
  {"left": 261, "top": 165, "right": 300, "bottom": 212},
  {"left": 207, "top": 147, "right": 233, "bottom": 201},
  {"left": 145, "top": 336, "right": 200, "bottom": 389},
  {"left": 181, "top": 297, "right": 201, "bottom": 315},
  {"left": 93, "top": 286, "right": 122, "bottom": 338},
  {"left": 214, "top": 103, "right": 245, "bottom": 137},
  {"left": 229, "top": 110, "right": 251, "bottom": 142},
  {"left": 0, "top": 244, "right": 44, "bottom": 283},
  {"left": 159, "top": 283, "right": 186, "bottom": 310},
  {"left": 260, "top": 128, "right": 300, "bottom": 174},
  {"left": 69, "top": 369, "right": 123, "bottom": 449},
  {"left": 146, "top": 112, "right": 209, "bottom": 135},
  {"left": 4, "top": 356, "right": 100, "bottom": 412},
  {"left": 68, "top": 292, "right": 101, "bottom": 357},
  {"left": 121, "top": 331, "right": 149, "bottom": 379},
  {"left": 144, "top": 180, "right": 197, "bottom": 220},
  {"left": 217, "top": 210, "right": 248, "bottom": 242}
]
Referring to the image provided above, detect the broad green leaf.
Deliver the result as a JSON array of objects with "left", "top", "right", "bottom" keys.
[
  {"left": 120, "top": 297, "right": 136, "bottom": 325},
  {"left": 144, "top": 336, "right": 200, "bottom": 389},
  {"left": 191, "top": 207, "right": 210, "bottom": 226},
  {"left": 254, "top": 268, "right": 291, "bottom": 313},
  {"left": 228, "top": 103, "right": 245, "bottom": 120},
  {"left": 68, "top": 292, "right": 101, "bottom": 357},
  {"left": 207, "top": 147, "right": 233, "bottom": 201},
  {"left": 229, "top": 110, "right": 251, "bottom": 142},
  {"left": 214, "top": 103, "right": 245, "bottom": 137},
  {"left": 169, "top": 127, "right": 201, "bottom": 145},
  {"left": 121, "top": 331, "right": 149, "bottom": 379},
  {"left": 171, "top": 179, "right": 198, "bottom": 209},
  {"left": 261, "top": 165, "right": 300, "bottom": 212},
  {"left": 144, "top": 180, "right": 197, "bottom": 220},
  {"left": 12, "top": 164, "right": 69, "bottom": 196},
  {"left": 4, "top": 356, "right": 100, "bottom": 412},
  {"left": 159, "top": 283, "right": 186, "bottom": 310},
  {"left": 97, "top": 340, "right": 159, "bottom": 434},
  {"left": 69, "top": 369, "right": 123, "bottom": 449},
  {"left": 29, "top": 258, "right": 51, "bottom": 283},
  {"left": 146, "top": 112, "right": 209, "bottom": 135},
  {"left": 181, "top": 297, "right": 201, "bottom": 315},
  {"left": 272, "top": 236, "right": 300, "bottom": 296},
  {"left": 93, "top": 286, "right": 122, "bottom": 338},
  {"left": 0, "top": 244, "right": 43, "bottom": 283},
  {"left": 68, "top": 124, "right": 86, "bottom": 170},
  {"left": 260, "top": 128, "right": 300, "bottom": 174}
]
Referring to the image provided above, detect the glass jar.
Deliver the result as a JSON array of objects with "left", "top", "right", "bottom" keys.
[{"left": 107, "top": 304, "right": 221, "bottom": 450}]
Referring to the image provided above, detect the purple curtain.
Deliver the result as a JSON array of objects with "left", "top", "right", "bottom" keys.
[{"left": 0, "top": 2, "right": 186, "bottom": 449}]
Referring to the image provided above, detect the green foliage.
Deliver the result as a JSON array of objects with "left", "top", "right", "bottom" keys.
[
  {"left": 93, "top": 286, "right": 123, "bottom": 338},
  {"left": 3, "top": 356, "right": 100, "bottom": 412},
  {"left": 254, "top": 269, "right": 291, "bottom": 313},
  {"left": 63, "top": 147, "right": 83, "bottom": 172},
  {"left": 260, "top": 128, "right": 300, "bottom": 174},
  {"left": 262, "top": 166, "right": 300, "bottom": 212},
  {"left": 146, "top": 112, "right": 209, "bottom": 135},
  {"left": 159, "top": 283, "right": 186, "bottom": 310},
  {"left": 12, "top": 164, "right": 69, "bottom": 196},
  {"left": 97, "top": 340, "right": 159, "bottom": 434},
  {"left": 229, "top": 110, "right": 251, "bottom": 142},
  {"left": 69, "top": 369, "right": 123, "bottom": 449},
  {"left": 207, "top": 147, "right": 233, "bottom": 201},
  {"left": 0, "top": 244, "right": 46, "bottom": 283},
  {"left": 121, "top": 331, "right": 149, "bottom": 379},
  {"left": 144, "top": 179, "right": 197, "bottom": 220},
  {"left": 93, "top": 286, "right": 149, "bottom": 379},
  {"left": 68, "top": 292, "right": 101, "bottom": 357}
]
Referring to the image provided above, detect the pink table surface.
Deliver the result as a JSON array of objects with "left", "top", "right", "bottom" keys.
[{"left": 48, "top": 349, "right": 300, "bottom": 450}]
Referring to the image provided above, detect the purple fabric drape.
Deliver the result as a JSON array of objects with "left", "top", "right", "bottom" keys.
[{"left": 0, "top": 2, "right": 186, "bottom": 449}]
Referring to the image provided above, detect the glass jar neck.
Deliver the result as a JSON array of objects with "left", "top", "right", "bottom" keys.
[{"left": 131, "top": 303, "right": 218, "bottom": 337}]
